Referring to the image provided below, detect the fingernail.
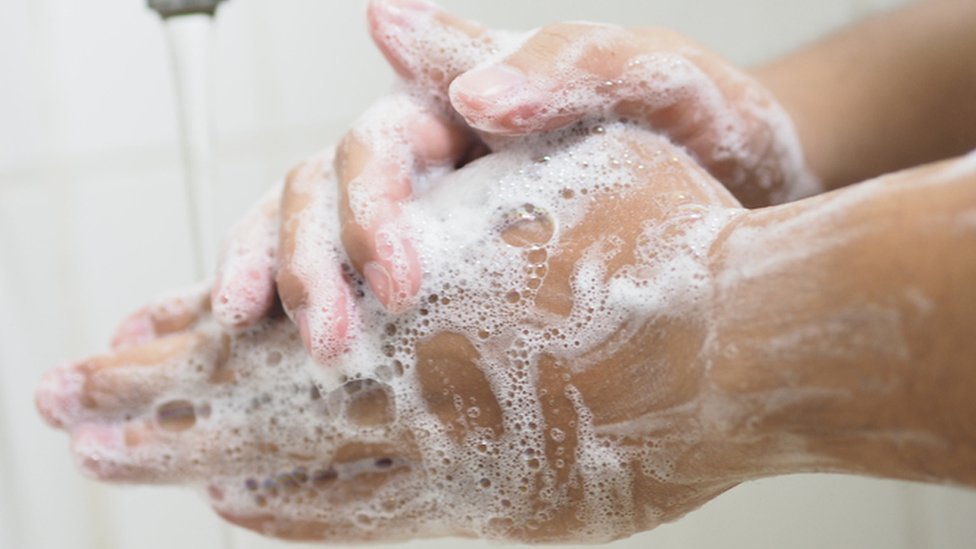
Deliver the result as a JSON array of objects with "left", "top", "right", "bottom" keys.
[
  {"left": 375, "top": 0, "right": 434, "bottom": 28},
  {"left": 211, "top": 269, "right": 224, "bottom": 300},
  {"left": 72, "top": 424, "right": 124, "bottom": 480},
  {"left": 210, "top": 271, "right": 233, "bottom": 324},
  {"left": 453, "top": 64, "right": 527, "bottom": 106},
  {"left": 297, "top": 311, "right": 312, "bottom": 352},
  {"left": 79, "top": 424, "right": 123, "bottom": 449},
  {"left": 387, "top": 0, "right": 433, "bottom": 11},
  {"left": 374, "top": 227, "right": 397, "bottom": 261},
  {"left": 364, "top": 262, "right": 393, "bottom": 308},
  {"left": 308, "top": 293, "right": 352, "bottom": 364},
  {"left": 35, "top": 365, "right": 82, "bottom": 428},
  {"left": 110, "top": 310, "right": 155, "bottom": 350}
]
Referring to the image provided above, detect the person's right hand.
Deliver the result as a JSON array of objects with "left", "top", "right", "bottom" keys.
[{"left": 446, "top": 20, "right": 822, "bottom": 208}]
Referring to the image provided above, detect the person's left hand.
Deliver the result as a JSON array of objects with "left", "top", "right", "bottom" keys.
[{"left": 37, "top": 122, "right": 787, "bottom": 543}]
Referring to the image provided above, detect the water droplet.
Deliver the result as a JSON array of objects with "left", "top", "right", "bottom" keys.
[{"left": 501, "top": 204, "right": 554, "bottom": 247}]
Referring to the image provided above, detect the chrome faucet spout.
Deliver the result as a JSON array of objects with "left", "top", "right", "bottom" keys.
[{"left": 148, "top": 0, "right": 227, "bottom": 18}]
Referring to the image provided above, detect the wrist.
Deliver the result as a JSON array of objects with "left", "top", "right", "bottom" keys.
[
  {"left": 698, "top": 214, "right": 822, "bottom": 479},
  {"left": 705, "top": 162, "right": 976, "bottom": 484}
]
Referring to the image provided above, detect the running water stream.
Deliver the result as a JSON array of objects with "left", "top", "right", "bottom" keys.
[
  {"left": 157, "top": 8, "right": 234, "bottom": 548},
  {"left": 163, "top": 13, "right": 218, "bottom": 280}
]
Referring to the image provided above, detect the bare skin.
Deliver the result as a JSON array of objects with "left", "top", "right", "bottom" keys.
[
  {"left": 37, "top": 125, "right": 976, "bottom": 542},
  {"left": 754, "top": 0, "right": 976, "bottom": 189},
  {"left": 710, "top": 157, "right": 976, "bottom": 484}
]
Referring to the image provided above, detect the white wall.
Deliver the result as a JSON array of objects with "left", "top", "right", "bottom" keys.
[{"left": 4, "top": 0, "right": 975, "bottom": 548}]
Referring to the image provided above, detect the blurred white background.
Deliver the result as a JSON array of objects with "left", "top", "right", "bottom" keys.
[{"left": 3, "top": 0, "right": 975, "bottom": 548}]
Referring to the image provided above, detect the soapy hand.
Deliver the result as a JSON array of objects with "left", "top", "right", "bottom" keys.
[
  {"left": 37, "top": 123, "right": 778, "bottom": 543},
  {"left": 447, "top": 21, "right": 820, "bottom": 207},
  {"left": 210, "top": 0, "right": 821, "bottom": 364}
]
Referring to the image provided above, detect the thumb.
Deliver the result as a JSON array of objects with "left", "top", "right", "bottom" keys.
[{"left": 449, "top": 23, "right": 639, "bottom": 135}]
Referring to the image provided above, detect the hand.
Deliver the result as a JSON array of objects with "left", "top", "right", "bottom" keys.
[
  {"left": 38, "top": 124, "right": 779, "bottom": 543},
  {"left": 210, "top": 0, "right": 821, "bottom": 341},
  {"left": 456, "top": 30, "right": 821, "bottom": 208}
]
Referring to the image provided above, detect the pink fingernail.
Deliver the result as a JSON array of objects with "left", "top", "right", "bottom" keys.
[
  {"left": 71, "top": 424, "right": 124, "bottom": 480},
  {"left": 210, "top": 270, "right": 224, "bottom": 301},
  {"left": 110, "top": 310, "right": 155, "bottom": 350},
  {"left": 387, "top": 0, "right": 434, "bottom": 12},
  {"left": 374, "top": 0, "right": 434, "bottom": 29},
  {"left": 74, "top": 424, "right": 122, "bottom": 450},
  {"left": 35, "top": 365, "right": 82, "bottom": 429},
  {"left": 453, "top": 65, "right": 527, "bottom": 108},
  {"left": 374, "top": 226, "right": 397, "bottom": 261},
  {"left": 297, "top": 312, "right": 312, "bottom": 352},
  {"left": 364, "top": 262, "right": 393, "bottom": 308},
  {"left": 307, "top": 293, "right": 353, "bottom": 365}
]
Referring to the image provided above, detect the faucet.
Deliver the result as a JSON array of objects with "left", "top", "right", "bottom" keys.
[{"left": 148, "top": 0, "right": 227, "bottom": 18}]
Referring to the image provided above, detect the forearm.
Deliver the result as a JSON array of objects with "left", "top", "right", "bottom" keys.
[
  {"left": 753, "top": 0, "right": 976, "bottom": 190},
  {"left": 709, "top": 154, "right": 976, "bottom": 485}
]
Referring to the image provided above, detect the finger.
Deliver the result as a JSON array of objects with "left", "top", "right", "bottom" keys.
[
  {"left": 69, "top": 418, "right": 226, "bottom": 483},
  {"left": 214, "top": 441, "right": 420, "bottom": 539},
  {"left": 448, "top": 24, "right": 729, "bottom": 139},
  {"left": 446, "top": 23, "right": 809, "bottom": 206},
  {"left": 449, "top": 22, "right": 649, "bottom": 135},
  {"left": 110, "top": 284, "right": 210, "bottom": 350},
  {"left": 214, "top": 512, "right": 332, "bottom": 542},
  {"left": 36, "top": 331, "right": 224, "bottom": 429},
  {"left": 276, "top": 152, "right": 356, "bottom": 363},
  {"left": 344, "top": 2, "right": 500, "bottom": 310},
  {"left": 367, "top": 0, "right": 492, "bottom": 95},
  {"left": 212, "top": 183, "right": 282, "bottom": 329},
  {"left": 336, "top": 94, "right": 475, "bottom": 311}
]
